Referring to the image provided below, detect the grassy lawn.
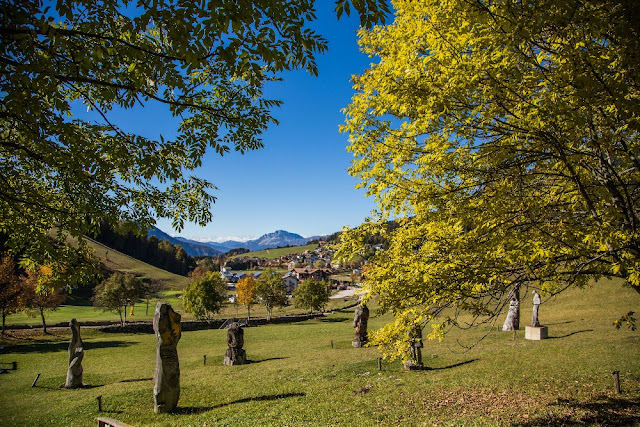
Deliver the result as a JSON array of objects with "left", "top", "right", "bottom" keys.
[
  {"left": 4, "top": 287, "right": 356, "bottom": 327},
  {"left": 0, "top": 279, "right": 638, "bottom": 426}
]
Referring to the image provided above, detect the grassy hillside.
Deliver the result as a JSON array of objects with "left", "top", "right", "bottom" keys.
[
  {"left": 4, "top": 237, "right": 191, "bottom": 327},
  {"left": 229, "top": 243, "right": 319, "bottom": 260},
  {"left": 83, "top": 237, "right": 191, "bottom": 290},
  {"left": 0, "top": 279, "right": 638, "bottom": 425}
]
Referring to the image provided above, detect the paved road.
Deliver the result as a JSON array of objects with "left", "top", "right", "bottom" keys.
[{"left": 330, "top": 288, "right": 358, "bottom": 299}]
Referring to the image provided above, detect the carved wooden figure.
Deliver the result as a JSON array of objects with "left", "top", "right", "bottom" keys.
[
  {"left": 64, "top": 318, "right": 84, "bottom": 388},
  {"left": 153, "top": 302, "right": 181, "bottom": 414},
  {"left": 224, "top": 322, "right": 246, "bottom": 365},
  {"left": 352, "top": 304, "right": 370, "bottom": 347}
]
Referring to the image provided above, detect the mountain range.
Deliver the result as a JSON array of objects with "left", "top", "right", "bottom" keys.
[{"left": 148, "top": 227, "right": 318, "bottom": 257}]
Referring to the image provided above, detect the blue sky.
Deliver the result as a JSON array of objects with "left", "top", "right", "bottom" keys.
[{"left": 147, "top": 6, "right": 378, "bottom": 242}]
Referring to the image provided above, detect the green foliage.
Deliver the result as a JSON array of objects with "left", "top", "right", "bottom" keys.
[
  {"left": 335, "top": 0, "right": 390, "bottom": 28},
  {"left": 340, "top": 0, "right": 640, "bottom": 360},
  {"left": 1, "top": 0, "right": 331, "bottom": 282},
  {"left": 293, "top": 279, "right": 329, "bottom": 313},
  {"left": 92, "top": 272, "right": 145, "bottom": 326},
  {"left": 0, "top": 253, "right": 22, "bottom": 333},
  {"left": 614, "top": 311, "right": 637, "bottom": 331},
  {"left": 255, "top": 268, "right": 288, "bottom": 321},
  {"left": 182, "top": 273, "right": 227, "bottom": 320}
]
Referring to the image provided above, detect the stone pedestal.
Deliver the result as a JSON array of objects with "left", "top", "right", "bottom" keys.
[
  {"left": 403, "top": 361, "right": 424, "bottom": 371},
  {"left": 525, "top": 326, "right": 548, "bottom": 340},
  {"left": 224, "top": 348, "right": 246, "bottom": 365}
]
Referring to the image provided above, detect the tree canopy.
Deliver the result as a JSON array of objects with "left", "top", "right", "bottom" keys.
[
  {"left": 0, "top": 0, "right": 387, "bottom": 285},
  {"left": 182, "top": 272, "right": 227, "bottom": 320},
  {"left": 235, "top": 275, "right": 258, "bottom": 321},
  {"left": 92, "top": 272, "right": 144, "bottom": 326},
  {"left": 293, "top": 279, "right": 329, "bottom": 313},
  {"left": 21, "top": 265, "right": 67, "bottom": 333},
  {"left": 339, "top": 0, "right": 640, "bottom": 360},
  {"left": 255, "top": 268, "right": 288, "bottom": 321},
  {"left": 0, "top": 253, "right": 22, "bottom": 333}
]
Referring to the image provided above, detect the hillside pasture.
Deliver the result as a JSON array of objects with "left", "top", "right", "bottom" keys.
[
  {"left": 228, "top": 243, "right": 319, "bottom": 260},
  {"left": 82, "top": 238, "right": 191, "bottom": 290},
  {"left": 0, "top": 279, "right": 638, "bottom": 426}
]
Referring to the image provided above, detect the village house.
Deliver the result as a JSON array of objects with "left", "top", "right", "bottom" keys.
[
  {"left": 293, "top": 267, "right": 333, "bottom": 282},
  {"left": 282, "top": 272, "right": 299, "bottom": 294}
]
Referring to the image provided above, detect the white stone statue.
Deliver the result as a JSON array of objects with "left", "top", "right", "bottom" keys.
[{"left": 531, "top": 290, "right": 541, "bottom": 327}]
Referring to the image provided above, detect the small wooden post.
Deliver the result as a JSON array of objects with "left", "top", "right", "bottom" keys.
[
  {"left": 612, "top": 371, "right": 621, "bottom": 394},
  {"left": 11, "top": 361, "right": 17, "bottom": 370},
  {"left": 203, "top": 355, "right": 207, "bottom": 366},
  {"left": 377, "top": 357, "right": 382, "bottom": 371},
  {"left": 330, "top": 340, "right": 333, "bottom": 348},
  {"left": 96, "top": 395, "right": 103, "bottom": 412},
  {"left": 31, "top": 373, "right": 40, "bottom": 387}
]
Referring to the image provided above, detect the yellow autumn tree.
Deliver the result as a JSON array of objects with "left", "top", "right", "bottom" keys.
[
  {"left": 339, "top": 0, "right": 640, "bottom": 361},
  {"left": 21, "top": 265, "right": 67, "bottom": 334},
  {"left": 235, "top": 276, "right": 258, "bottom": 324}
]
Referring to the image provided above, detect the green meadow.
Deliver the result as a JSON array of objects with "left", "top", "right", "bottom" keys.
[
  {"left": 229, "top": 243, "right": 319, "bottom": 260},
  {"left": 0, "top": 278, "right": 638, "bottom": 426}
]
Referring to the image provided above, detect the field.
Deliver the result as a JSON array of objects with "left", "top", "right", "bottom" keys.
[
  {"left": 0, "top": 279, "right": 638, "bottom": 426},
  {"left": 229, "top": 243, "right": 319, "bottom": 260}
]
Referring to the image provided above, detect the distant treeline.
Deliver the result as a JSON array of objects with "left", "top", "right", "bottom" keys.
[{"left": 94, "top": 222, "right": 194, "bottom": 276}]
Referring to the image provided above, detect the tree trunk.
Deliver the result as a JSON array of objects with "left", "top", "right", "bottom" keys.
[
  {"left": 2, "top": 311, "right": 6, "bottom": 335},
  {"left": 247, "top": 306, "right": 251, "bottom": 325},
  {"left": 118, "top": 309, "right": 124, "bottom": 327},
  {"left": 266, "top": 306, "right": 272, "bottom": 322},
  {"left": 40, "top": 307, "right": 47, "bottom": 334},
  {"left": 123, "top": 302, "right": 128, "bottom": 324}
]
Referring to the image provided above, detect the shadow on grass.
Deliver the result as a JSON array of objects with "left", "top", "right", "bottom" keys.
[
  {"left": 1, "top": 340, "right": 133, "bottom": 354},
  {"left": 316, "top": 317, "right": 351, "bottom": 323},
  {"left": 172, "top": 392, "right": 306, "bottom": 415},
  {"left": 545, "top": 320, "right": 575, "bottom": 326},
  {"left": 548, "top": 329, "right": 594, "bottom": 339},
  {"left": 515, "top": 394, "right": 640, "bottom": 426},
  {"left": 33, "top": 383, "right": 105, "bottom": 390},
  {"left": 430, "top": 359, "right": 478, "bottom": 370},
  {"left": 246, "top": 357, "right": 289, "bottom": 364},
  {"left": 119, "top": 377, "right": 152, "bottom": 383}
]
